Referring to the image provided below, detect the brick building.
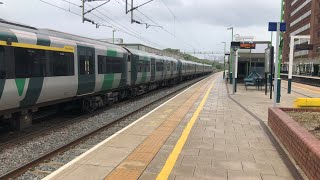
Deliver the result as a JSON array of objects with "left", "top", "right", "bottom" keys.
[{"left": 282, "top": 0, "right": 320, "bottom": 76}]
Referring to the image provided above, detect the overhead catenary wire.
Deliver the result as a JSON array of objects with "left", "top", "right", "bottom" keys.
[
  {"left": 123, "top": 0, "right": 196, "bottom": 50},
  {"left": 91, "top": 1, "right": 145, "bottom": 36},
  {"left": 84, "top": 2, "right": 164, "bottom": 48},
  {"left": 41, "top": 0, "right": 210, "bottom": 55},
  {"left": 61, "top": 0, "right": 164, "bottom": 48},
  {"left": 160, "top": 0, "right": 175, "bottom": 18},
  {"left": 39, "top": 0, "right": 164, "bottom": 48}
]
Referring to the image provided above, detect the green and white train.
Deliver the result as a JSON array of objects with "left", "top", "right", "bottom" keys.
[{"left": 0, "top": 19, "right": 212, "bottom": 129}]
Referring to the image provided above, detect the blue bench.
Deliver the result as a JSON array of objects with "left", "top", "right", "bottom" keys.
[{"left": 244, "top": 72, "right": 262, "bottom": 90}]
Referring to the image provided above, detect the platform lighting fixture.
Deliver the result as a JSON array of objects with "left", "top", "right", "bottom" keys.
[
  {"left": 227, "top": 27, "right": 234, "bottom": 84},
  {"left": 221, "top": 42, "right": 226, "bottom": 79}
]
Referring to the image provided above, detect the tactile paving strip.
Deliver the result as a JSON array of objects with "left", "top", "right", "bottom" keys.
[{"left": 105, "top": 76, "right": 215, "bottom": 180}]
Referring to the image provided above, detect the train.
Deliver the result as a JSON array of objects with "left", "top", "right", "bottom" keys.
[{"left": 0, "top": 19, "right": 213, "bottom": 129}]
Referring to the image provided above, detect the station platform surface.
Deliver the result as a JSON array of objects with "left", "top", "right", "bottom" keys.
[{"left": 44, "top": 73, "right": 318, "bottom": 180}]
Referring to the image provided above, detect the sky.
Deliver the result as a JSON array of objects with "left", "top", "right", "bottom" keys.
[{"left": 0, "top": 0, "right": 281, "bottom": 60}]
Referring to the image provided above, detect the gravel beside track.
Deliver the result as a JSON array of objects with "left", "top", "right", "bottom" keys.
[{"left": 0, "top": 76, "right": 208, "bottom": 179}]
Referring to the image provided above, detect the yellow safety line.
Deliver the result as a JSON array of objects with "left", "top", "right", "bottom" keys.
[
  {"left": 0, "top": 40, "right": 74, "bottom": 53},
  {"left": 156, "top": 79, "right": 216, "bottom": 180},
  {"left": 293, "top": 85, "right": 320, "bottom": 94}
]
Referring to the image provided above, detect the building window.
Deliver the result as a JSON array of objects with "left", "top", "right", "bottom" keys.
[
  {"left": 290, "top": 23, "right": 310, "bottom": 36},
  {"left": 291, "top": 0, "right": 311, "bottom": 17},
  {"left": 0, "top": 46, "right": 5, "bottom": 79},
  {"left": 318, "top": 31, "right": 320, "bottom": 38},
  {"left": 291, "top": 0, "right": 299, "bottom": 6},
  {"left": 290, "top": 10, "right": 311, "bottom": 27}
]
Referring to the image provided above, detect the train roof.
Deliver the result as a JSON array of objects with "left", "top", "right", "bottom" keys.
[
  {"left": 0, "top": 19, "right": 126, "bottom": 53},
  {"left": 126, "top": 48, "right": 178, "bottom": 62},
  {"left": 178, "top": 59, "right": 213, "bottom": 66}
]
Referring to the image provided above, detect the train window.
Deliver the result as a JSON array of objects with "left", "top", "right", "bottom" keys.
[
  {"left": 49, "top": 52, "right": 74, "bottom": 76},
  {"left": 137, "top": 63, "right": 142, "bottom": 72},
  {"left": 112, "top": 60, "right": 122, "bottom": 73},
  {"left": 98, "top": 55, "right": 122, "bottom": 74},
  {"left": 146, "top": 62, "right": 150, "bottom": 72},
  {"left": 14, "top": 47, "right": 47, "bottom": 78},
  {"left": 98, "top": 56, "right": 108, "bottom": 74},
  {"left": 0, "top": 47, "right": 5, "bottom": 79},
  {"left": 79, "top": 55, "right": 94, "bottom": 75},
  {"left": 136, "top": 60, "right": 151, "bottom": 72},
  {"left": 156, "top": 62, "right": 164, "bottom": 71}
]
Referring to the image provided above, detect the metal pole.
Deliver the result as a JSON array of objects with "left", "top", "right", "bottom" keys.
[
  {"left": 112, "top": 30, "right": 116, "bottom": 44},
  {"left": 234, "top": 49, "right": 238, "bottom": 93},
  {"left": 82, "top": 0, "right": 85, "bottom": 23},
  {"left": 223, "top": 42, "right": 226, "bottom": 79},
  {"left": 288, "top": 36, "right": 294, "bottom": 94},
  {"left": 249, "top": 49, "right": 252, "bottom": 74},
  {"left": 231, "top": 28, "right": 234, "bottom": 83},
  {"left": 131, "top": 0, "right": 134, "bottom": 23},
  {"left": 277, "top": 0, "right": 285, "bottom": 103},
  {"left": 274, "top": 23, "right": 280, "bottom": 107},
  {"left": 233, "top": 50, "right": 236, "bottom": 95}
]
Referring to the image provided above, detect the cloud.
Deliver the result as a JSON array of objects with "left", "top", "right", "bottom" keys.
[
  {"left": 141, "top": 0, "right": 280, "bottom": 27},
  {"left": 0, "top": 0, "right": 278, "bottom": 54}
]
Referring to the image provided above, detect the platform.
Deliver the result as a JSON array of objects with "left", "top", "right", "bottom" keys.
[{"left": 44, "top": 73, "right": 318, "bottom": 180}]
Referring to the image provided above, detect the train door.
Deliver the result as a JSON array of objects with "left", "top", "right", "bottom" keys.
[
  {"left": 171, "top": 61, "right": 174, "bottom": 76},
  {"left": 151, "top": 58, "right": 155, "bottom": 81},
  {"left": 127, "top": 53, "right": 131, "bottom": 86},
  {"left": 77, "top": 45, "right": 96, "bottom": 95}
]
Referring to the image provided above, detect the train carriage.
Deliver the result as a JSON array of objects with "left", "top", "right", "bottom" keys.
[{"left": 0, "top": 19, "right": 212, "bottom": 130}]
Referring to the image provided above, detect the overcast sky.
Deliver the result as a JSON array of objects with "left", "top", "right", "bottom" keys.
[{"left": 0, "top": 0, "right": 281, "bottom": 59}]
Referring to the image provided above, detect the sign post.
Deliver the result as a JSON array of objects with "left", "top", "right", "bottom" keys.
[
  {"left": 268, "top": 22, "right": 286, "bottom": 107},
  {"left": 288, "top": 35, "right": 311, "bottom": 94},
  {"left": 231, "top": 41, "right": 240, "bottom": 95},
  {"left": 265, "top": 46, "right": 274, "bottom": 97}
]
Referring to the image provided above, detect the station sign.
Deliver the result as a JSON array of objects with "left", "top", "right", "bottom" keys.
[
  {"left": 295, "top": 44, "right": 313, "bottom": 51},
  {"left": 240, "top": 42, "right": 256, "bottom": 49},
  {"left": 231, "top": 41, "right": 240, "bottom": 48},
  {"left": 268, "top": 22, "right": 286, "bottom": 32}
]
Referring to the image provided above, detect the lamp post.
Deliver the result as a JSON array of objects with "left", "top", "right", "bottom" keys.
[
  {"left": 227, "top": 27, "right": 234, "bottom": 84},
  {"left": 221, "top": 42, "right": 226, "bottom": 79},
  {"left": 112, "top": 29, "right": 117, "bottom": 44}
]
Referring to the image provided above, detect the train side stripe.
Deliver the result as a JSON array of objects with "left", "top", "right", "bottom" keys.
[
  {"left": 15, "top": 78, "right": 26, "bottom": 96},
  {"left": 37, "top": 34, "right": 51, "bottom": 46},
  {"left": 107, "top": 49, "right": 117, "bottom": 57},
  {"left": 0, "top": 29, "right": 18, "bottom": 42},
  {"left": 102, "top": 74, "right": 114, "bottom": 91},
  {"left": 20, "top": 77, "right": 44, "bottom": 107}
]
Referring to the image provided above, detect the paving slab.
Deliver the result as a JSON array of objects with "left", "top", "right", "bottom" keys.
[
  {"left": 44, "top": 75, "right": 215, "bottom": 180},
  {"left": 141, "top": 73, "right": 308, "bottom": 179},
  {"left": 46, "top": 73, "right": 313, "bottom": 180}
]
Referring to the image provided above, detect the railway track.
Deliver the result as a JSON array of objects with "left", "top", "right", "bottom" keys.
[{"left": 0, "top": 75, "right": 210, "bottom": 179}]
